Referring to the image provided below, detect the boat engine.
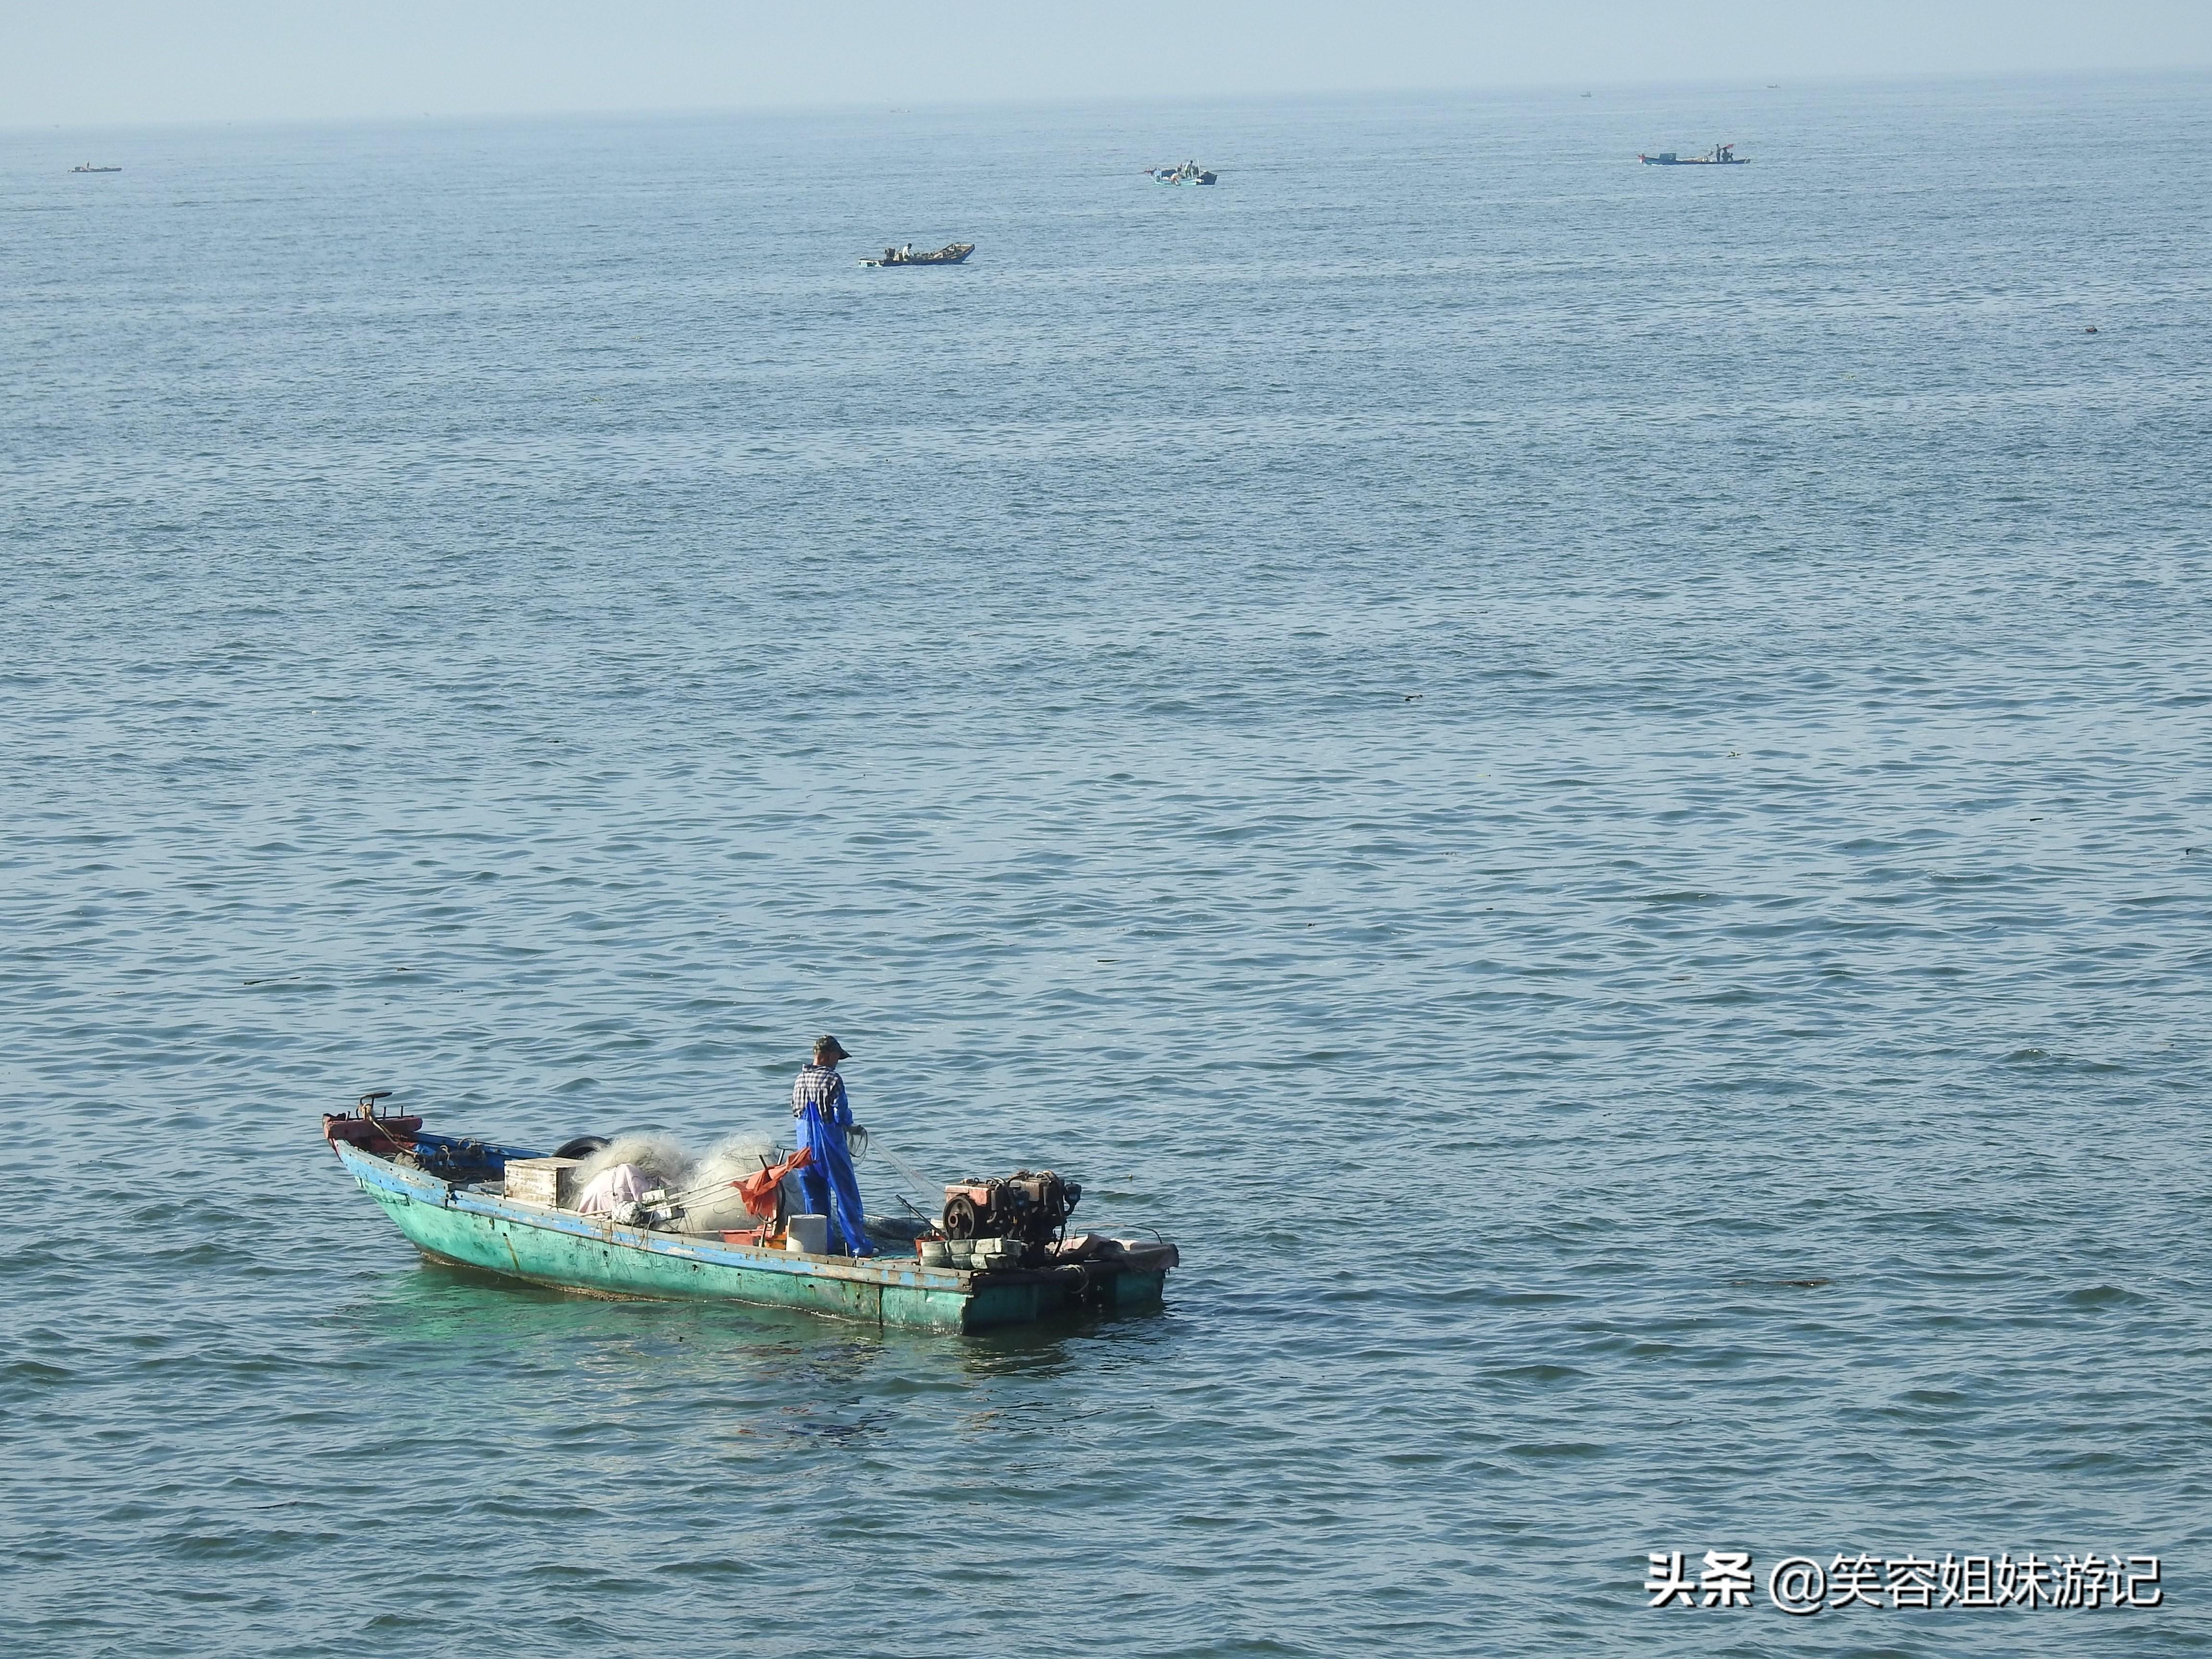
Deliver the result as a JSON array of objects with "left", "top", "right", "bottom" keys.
[{"left": 941, "top": 1170, "right": 1081, "bottom": 1257}]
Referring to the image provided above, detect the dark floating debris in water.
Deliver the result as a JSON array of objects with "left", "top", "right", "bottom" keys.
[{"left": 1728, "top": 1277, "right": 1833, "bottom": 1289}]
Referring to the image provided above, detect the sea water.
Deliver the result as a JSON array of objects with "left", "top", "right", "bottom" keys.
[{"left": 2, "top": 74, "right": 2209, "bottom": 1657}]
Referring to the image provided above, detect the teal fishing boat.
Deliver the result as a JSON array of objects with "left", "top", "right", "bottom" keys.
[{"left": 324, "top": 1097, "right": 1176, "bottom": 1333}]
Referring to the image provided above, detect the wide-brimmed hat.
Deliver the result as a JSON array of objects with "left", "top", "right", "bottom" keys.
[{"left": 813, "top": 1034, "right": 850, "bottom": 1062}]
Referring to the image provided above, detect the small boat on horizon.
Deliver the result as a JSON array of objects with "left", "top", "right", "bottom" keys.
[
  {"left": 70, "top": 163, "right": 122, "bottom": 173},
  {"left": 1640, "top": 143, "right": 1747, "bottom": 166},
  {"left": 860, "top": 241, "right": 974, "bottom": 267},
  {"left": 1148, "top": 160, "right": 1217, "bottom": 185}
]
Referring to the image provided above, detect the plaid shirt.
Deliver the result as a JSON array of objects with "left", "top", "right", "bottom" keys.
[{"left": 791, "top": 1063, "right": 851, "bottom": 1128}]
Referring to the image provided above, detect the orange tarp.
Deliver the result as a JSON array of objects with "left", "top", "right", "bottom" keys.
[{"left": 735, "top": 1145, "right": 813, "bottom": 1217}]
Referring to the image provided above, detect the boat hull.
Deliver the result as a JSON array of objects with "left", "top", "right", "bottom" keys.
[{"left": 333, "top": 1138, "right": 1164, "bottom": 1332}]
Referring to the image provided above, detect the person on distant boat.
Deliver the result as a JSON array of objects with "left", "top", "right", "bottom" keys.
[{"left": 791, "top": 1034, "right": 872, "bottom": 1255}]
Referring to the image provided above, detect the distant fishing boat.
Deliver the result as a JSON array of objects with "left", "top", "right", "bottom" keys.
[
  {"left": 1148, "top": 160, "right": 1217, "bottom": 185},
  {"left": 1639, "top": 144, "right": 1746, "bottom": 166},
  {"left": 70, "top": 163, "right": 122, "bottom": 174},
  {"left": 324, "top": 1094, "right": 1177, "bottom": 1333},
  {"left": 860, "top": 241, "right": 974, "bottom": 267}
]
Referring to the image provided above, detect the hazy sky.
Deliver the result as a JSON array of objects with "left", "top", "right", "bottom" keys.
[{"left": 8, "top": 1, "right": 2212, "bottom": 129}]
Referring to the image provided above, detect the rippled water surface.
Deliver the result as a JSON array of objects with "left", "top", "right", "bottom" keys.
[{"left": 4, "top": 74, "right": 2211, "bottom": 1657}]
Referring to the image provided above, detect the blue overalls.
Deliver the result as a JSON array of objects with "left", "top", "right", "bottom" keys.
[{"left": 792, "top": 1066, "right": 873, "bottom": 1256}]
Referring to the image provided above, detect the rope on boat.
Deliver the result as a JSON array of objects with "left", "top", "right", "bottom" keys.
[
  {"left": 452, "top": 1126, "right": 946, "bottom": 1219},
  {"left": 640, "top": 1136, "right": 930, "bottom": 1215},
  {"left": 652, "top": 1169, "right": 750, "bottom": 1209},
  {"left": 868, "top": 1138, "right": 943, "bottom": 1199}
]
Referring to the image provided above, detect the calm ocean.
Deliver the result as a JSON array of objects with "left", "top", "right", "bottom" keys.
[{"left": 2, "top": 72, "right": 2209, "bottom": 1658}]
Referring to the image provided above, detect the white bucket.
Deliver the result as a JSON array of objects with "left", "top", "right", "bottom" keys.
[{"left": 786, "top": 1214, "right": 830, "bottom": 1254}]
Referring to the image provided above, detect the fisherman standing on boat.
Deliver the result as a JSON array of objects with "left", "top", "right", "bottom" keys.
[{"left": 791, "top": 1034, "right": 873, "bottom": 1255}]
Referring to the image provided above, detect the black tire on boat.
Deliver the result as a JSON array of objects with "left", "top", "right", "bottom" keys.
[{"left": 553, "top": 1135, "right": 609, "bottom": 1160}]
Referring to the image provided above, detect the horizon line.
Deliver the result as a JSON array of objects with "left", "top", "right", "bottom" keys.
[{"left": 7, "top": 62, "right": 2210, "bottom": 139}]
